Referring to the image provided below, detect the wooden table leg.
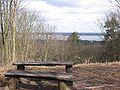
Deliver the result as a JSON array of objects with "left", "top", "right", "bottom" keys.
[
  {"left": 17, "top": 65, "right": 25, "bottom": 70},
  {"left": 65, "top": 65, "right": 72, "bottom": 73}
]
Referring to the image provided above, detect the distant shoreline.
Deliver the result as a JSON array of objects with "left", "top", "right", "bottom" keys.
[
  {"left": 53, "top": 32, "right": 104, "bottom": 41},
  {"left": 54, "top": 32, "right": 104, "bottom": 36}
]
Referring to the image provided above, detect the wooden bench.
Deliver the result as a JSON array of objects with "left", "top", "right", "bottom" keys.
[
  {"left": 5, "top": 70, "right": 73, "bottom": 90},
  {"left": 5, "top": 62, "right": 74, "bottom": 90}
]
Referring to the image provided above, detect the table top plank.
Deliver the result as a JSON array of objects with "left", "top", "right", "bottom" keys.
[{"left": 13, "top": 61, "right": 74, "bottom": 66}]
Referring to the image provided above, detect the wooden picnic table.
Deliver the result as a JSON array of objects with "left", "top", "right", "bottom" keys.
[
  {"left": 5, "top": 61, "right": 74, "bottom": 90},
  {"left": 13, "top": 61, "right": 74, "bottom": 73}
]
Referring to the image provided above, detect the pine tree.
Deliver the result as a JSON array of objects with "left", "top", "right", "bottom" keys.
[
  {"left": 68, "top": 32, "right": 80, "bottom": 45},
  {"left": 104, "top": 14, "right": 120, "bottom": 61}
]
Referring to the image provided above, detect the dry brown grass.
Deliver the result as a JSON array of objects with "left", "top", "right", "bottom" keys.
[{"left": 1, "top": 62, "right": 120, "bottom": 89}]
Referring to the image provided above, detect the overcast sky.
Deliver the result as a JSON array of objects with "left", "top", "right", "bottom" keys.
[{"left": 26, "top": 0, "right": 112, "bottom": 33}]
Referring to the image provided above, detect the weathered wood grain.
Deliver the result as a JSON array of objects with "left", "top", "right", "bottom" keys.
[
  {"left": 5, "top": 70, "right": 73, "bottom": 89},
  {"left": 5, "top": 70, "right": 73, "bottom": 83},
  {"left": 13, "top": 61, "right": 74, "bottom": 66}
]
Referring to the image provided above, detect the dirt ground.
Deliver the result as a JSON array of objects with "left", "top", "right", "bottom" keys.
[{"left": 1, "top": 62, "right": 120, "bottom": 90}]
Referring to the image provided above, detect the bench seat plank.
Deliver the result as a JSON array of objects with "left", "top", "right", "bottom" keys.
[{"left": 5, "top": 70, "right": 73, "bottom": 83}]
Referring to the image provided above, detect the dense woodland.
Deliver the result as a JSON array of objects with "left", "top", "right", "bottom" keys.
[{"left": 0, "top": 0, "right": 120, "bottom": 67}]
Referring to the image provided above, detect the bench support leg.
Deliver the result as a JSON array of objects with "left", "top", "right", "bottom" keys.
[
  {"left": 58, "top": 82, "right": 70, "bottom": 90},
  {"left": 5, "top": 78, "right": 19, "bottom": 90}
]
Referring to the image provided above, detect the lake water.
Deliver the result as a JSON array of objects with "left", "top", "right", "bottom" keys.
[
  {"left": 80, "top": 36, "right": 104, "bottom": 41},
  {"left": 55, "top": 32, "right": 104, "bottom": 41}
]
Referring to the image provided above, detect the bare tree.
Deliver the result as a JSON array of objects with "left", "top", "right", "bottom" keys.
[{"left": 0, "top": 0, "right": 21, "bottom": 66}]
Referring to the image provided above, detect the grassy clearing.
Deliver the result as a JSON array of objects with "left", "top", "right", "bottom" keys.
[{"left": 1, "top": 62, "right": 120, "bottom": 89}]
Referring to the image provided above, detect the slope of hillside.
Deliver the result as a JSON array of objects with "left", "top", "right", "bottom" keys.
[
  {"left": 73, "top": 62, "right": 120, "bottom": 89},
  {"left": 1, "top": 62, "right": 120, "bottom": 90}
]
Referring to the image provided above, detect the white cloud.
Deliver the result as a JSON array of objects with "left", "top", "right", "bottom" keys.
[{"left": 25, "top": 0, "right": 111, "bottom": 32}]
